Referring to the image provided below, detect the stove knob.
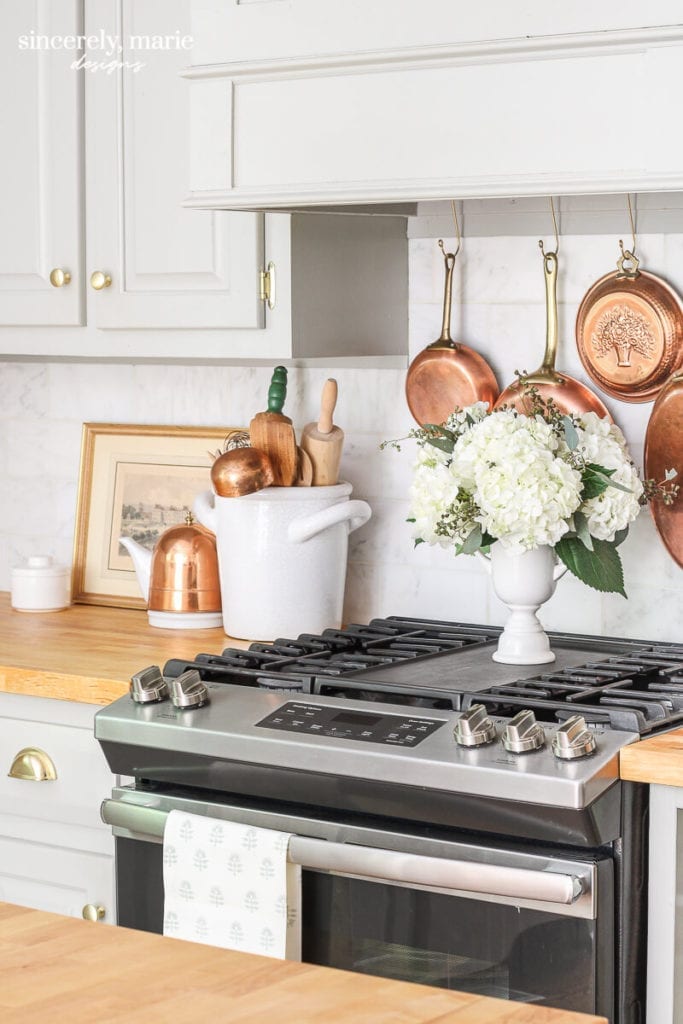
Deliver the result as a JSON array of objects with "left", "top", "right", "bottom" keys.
[
  {"left": 130, "top": 666, "right": 169, "bottom": 704},
  {"left": 502, "top": 710, "right": 545, "bottom": 754},
  {"left": 454, "top": 704, "right": 496, "bottom": 747},
  {"left": 170, "top": 670, "right": 210, "bottom": 709},
  {"left": 552, "top": 715, "right": 597, "bottom": 760}
]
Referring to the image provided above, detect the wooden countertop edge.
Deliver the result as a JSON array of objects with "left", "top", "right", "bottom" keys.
[
  {"left": 0, "top": 902, "right": 607, "bottom": 1023},
  {"left": 619, "top": 728, "right": 683, "bottom": 787},
  {"left": 0, "top": 666, "right": 127, "bottom": 706}
]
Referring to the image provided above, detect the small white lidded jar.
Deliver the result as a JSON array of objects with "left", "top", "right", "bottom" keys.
[{"left": 11, "top": 556, "right": 71, "bottom": 613}]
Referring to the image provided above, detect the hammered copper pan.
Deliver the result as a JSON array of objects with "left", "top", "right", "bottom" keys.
[
  {"left": 495, "top": 248, "right": 611, "bottom": 419},
  {"left": 406, "top": 241, "right": 499, "bottom": 426},
  {"left": 576, "top": 249, "right": 683, "bottom": 403},
  {"left": 644, "top": 370, "right": 683, "bottom": 567}
]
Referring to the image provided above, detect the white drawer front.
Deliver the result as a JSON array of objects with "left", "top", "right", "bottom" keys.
[
  {"left": 0, "top": 835, "right": 115, "bottom": 924},
  {"left": 0, "top": 717, "right": 114, "bottom": 832}
]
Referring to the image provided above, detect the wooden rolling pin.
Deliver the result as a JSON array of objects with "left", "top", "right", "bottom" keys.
[
  {"left": 249, "top": 366, "right": 298, "bottom": 486},
  {"left": 301, "top": 378, "right": 344, "bottom": 486}
]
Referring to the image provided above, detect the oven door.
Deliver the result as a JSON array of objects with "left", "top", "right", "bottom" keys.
[{"left": 102, "top": 788, "right": 614, "bottom": 1019}]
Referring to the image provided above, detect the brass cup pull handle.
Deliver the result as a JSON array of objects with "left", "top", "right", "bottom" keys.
[
  {"left": 90, "top": 270, "right": 112, "bottom": 290},
  {"left": 82, "top": 904, "right": 106, "bottom": 922},
  {"left": 49, "top": 268, "right": 71, "bottom": 288},
  {"left": 8, "top": 747, "right": 57, "bottom": 782}
]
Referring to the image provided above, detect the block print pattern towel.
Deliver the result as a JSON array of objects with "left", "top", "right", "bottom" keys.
[{"left": 162, "top": 810, "right": 301, "bottom": 960}]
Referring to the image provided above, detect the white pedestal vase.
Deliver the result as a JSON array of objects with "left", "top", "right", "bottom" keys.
[{"left": 481, "top": 544, "right": 567, "bottom": 665}]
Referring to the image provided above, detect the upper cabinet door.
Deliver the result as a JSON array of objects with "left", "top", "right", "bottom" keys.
[
  {"left": 0, "top": 0, "right": 83, "bottom": 326},
  {"left": 86, "top": 0, "right": 264, "bottom": 330}
]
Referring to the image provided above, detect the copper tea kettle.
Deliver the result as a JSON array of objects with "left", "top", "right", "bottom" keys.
[{"left": 120, "top": 512, "right": 222, "bottom": 629}]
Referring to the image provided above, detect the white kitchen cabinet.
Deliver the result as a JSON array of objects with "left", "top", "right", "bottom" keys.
[
  {"left": 0, "top": 0, "right": 408, "bottom": 361},
  {"left": 646, "top": 784, "right": 683, "bottom": 1023},
  {"left": 186, "top": 0, "right": 683, "bottom": 211},
  {"left": 0, "top": 693, "right": 117, "bottom": 925},
  {"left": 86, "top": 0, "right": 263, "bottom": 331},
  {"left": 0, "top": 0, "right": 84, "bottom": 326}
]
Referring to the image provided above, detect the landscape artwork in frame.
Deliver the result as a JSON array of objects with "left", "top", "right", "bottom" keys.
[{"left": 72, "top": 423, "right": 235, "bottom": 608}]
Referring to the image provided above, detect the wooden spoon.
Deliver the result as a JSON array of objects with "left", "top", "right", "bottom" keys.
[{"left": 296, "top": 446, "right": 313, "bottom": 486}]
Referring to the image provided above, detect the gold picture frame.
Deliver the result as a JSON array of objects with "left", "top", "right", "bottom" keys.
[{"left": 72, "top": 423, "right": 236, "bottom": 608}]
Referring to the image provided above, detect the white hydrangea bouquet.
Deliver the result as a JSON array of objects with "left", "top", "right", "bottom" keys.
[{"left": 384, "top": 389, "right": 677, "bottom": 597}]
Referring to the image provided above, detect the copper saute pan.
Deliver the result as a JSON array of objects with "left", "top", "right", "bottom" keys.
[
  {"left": 495, "top": 248, "right": 611, "bottom": 418},
  {"left": 576, "top": 248, "right": 683, "bottom": 403},
  {"left": 644, "top": 370, "right": 683, "bottom": 567},
  {"left": 406, "top": 241, "right": 499, "bottom": 426}
]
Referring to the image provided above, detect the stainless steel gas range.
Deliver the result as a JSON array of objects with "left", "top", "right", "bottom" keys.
[{"left": 96, "top": 617, "right": 683, "bottom": 1023}]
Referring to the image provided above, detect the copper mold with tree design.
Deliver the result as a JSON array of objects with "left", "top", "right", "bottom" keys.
[{"left": 575, "top": 247, "right": 683, "bottom": 403}]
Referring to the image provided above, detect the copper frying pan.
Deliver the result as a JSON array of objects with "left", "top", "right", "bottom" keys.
[
  {"left": 644, "top": 371, "right": 683, "bottom": 567},
  {"left": 575, "top": 248, "right": 683, "bottom": 404},
  {"left": 495, "top": 248, "right": 611, "bottom": 418},
  {"left": 405, "top": 241, "right": 499, "bottom": 426}
]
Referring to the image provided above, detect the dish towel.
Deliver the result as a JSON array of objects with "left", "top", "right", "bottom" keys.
[{"left": 162, "top": 810, "right": 301, "bottom": 960}]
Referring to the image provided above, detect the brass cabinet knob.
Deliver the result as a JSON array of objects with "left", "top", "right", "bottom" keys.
[
  {"left": 82, "top": 904, "right": 106, "bottom": 922},
  {"left": 8, "top": 747, "right": 57, "bottom": 782},
  {"left": 90, "top": 270, "right": 112, "bottom": 290},
  {"left": 49, "top": 268, "right": 71, "bottom": 288}
]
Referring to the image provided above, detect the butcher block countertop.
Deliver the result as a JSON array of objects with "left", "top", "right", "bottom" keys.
[
  {"left": 0, "top": 592, "right": 240, "bottom": 705},
  {"left": 619, "top": 728, "right": 683, "bottom": 787},
  {"left": 0, "top": 902, "right": 606, "bottom": 1024}
]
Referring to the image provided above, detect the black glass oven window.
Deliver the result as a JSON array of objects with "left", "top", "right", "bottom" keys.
[{"left": 301, "top": 871, "right": 597, "bottom": 1013}]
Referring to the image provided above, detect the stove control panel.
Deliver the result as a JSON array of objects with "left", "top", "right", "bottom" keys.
[{"left": 255, "top": 702, "right": 445, "bottom": 747}]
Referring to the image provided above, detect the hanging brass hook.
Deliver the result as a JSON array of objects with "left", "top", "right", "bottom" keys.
[
  {"left": 618, "top": 193, "right": 637, "bottom": 261},
  {"left": 450, "top": 199, "right": 462, "bottom": 260},
  {"left": 539, "top": 196, "right": 559, "bottom": 259}
]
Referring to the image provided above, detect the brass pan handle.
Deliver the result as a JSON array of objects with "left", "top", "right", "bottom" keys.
[{"left": 8, "top": 747, "right": 57, "bottom": 782}]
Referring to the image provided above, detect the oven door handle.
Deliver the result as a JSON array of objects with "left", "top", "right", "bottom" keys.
[{"left": 101, "top": 799, "right": 585, "bottom": 906}]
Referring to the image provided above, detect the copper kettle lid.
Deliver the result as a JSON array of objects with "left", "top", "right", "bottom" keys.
[{"left": 148, "top": 512, "right": 221, "bottom": 614}]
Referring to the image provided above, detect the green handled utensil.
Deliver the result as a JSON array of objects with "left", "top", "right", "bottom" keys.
[{"left": 249, "top": 366, "right": 298, "bottom": 486}]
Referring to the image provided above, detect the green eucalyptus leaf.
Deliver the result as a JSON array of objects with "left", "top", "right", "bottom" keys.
[
  {"left": 461, "top": 524, "right": 483, "bottom": 555},
  {"left": 414, "top": 537, "right": 425, "bottom": 548},
  {"left": 555, "top": 536, "right": 626, "bottom": 597},
  {"left": 406, "top": 517, "right": 416, "bottom": 523},
  {"left": 573, "top": 510, "right": 594, "bottom": 551},
  {"left": 665, "top": 468, "right": 679, "bottom": 481},
  {"left": 613, "top": 526, "right": 629, "bottom": 546},
  {"left": 581, "top": 464, "right": 615, "bottom": 499},
  {"left": 423, "top": 424, "right": 457, "bottom": 443},
  {"left": 562, "top": 416, "right": 579, "bottom": 451},
  {"left": 426, "top": 436, "right": 454, "bottom": 455}
]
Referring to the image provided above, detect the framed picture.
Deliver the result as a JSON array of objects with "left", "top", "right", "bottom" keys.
[{"left": 72, "top": 423, "right": 239, "bottom": 608}]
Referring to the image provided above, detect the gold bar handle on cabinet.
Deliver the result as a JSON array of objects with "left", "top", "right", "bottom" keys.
[
  {"left": 82, "top": 904, "right": 106, "bottom": 922},
  {"left": 49, "top": 268, "right": 71, "bottom": 288},
  {"left": 8, "top": 747, "right": 57, "bottom": 782},
  {"left": 90, "top": 270, "right": 112, "bottom": 290}
]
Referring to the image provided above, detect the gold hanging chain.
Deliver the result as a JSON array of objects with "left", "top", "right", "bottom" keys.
[
  {"left": 619, "top": 193, "right": 637, "bottom": 262},
  {"left": 539, "top": 196, "right": 559, "bottom": 259}
]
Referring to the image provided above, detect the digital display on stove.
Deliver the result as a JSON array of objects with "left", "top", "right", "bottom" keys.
[
  {"left": 255, "top": 702, "right": 445, "bottom": 746},
  {"left": 331, "top": 711, "right": 382, "bottom": 727}
]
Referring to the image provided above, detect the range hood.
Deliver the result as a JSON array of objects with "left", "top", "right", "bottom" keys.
[{"left": 184, "top": 2, "right": 683, "bottom": 213}]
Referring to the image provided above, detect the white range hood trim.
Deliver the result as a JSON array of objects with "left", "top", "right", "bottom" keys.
[{"left": 184, "top": 20, "right": 683, "bottom": 211}]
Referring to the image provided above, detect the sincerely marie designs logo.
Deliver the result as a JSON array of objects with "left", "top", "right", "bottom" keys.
[{"left": 18, "top": 28, "right": 194, "bottom": 74}]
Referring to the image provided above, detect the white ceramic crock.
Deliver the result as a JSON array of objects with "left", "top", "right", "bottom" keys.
[
  {"left": 11, "top": 555, "right": 71, "bottom": 613},
  {"left": 194, "top": 482, "right": 371, "bottom": 641}
]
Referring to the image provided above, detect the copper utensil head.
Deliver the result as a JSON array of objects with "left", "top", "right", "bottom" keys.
[
  {"left": 645, "top": 373, "right": 683, "bottom": 568},
  {"left": 211, "top": 447, "right": 274, "bottom": 497},
  {"left": 495, "top": 372, "right": 611, "bottom": 419},
  {"left": 406, "top": 343, "right": 499, "bottom": 426},
  {"left": 576, "top": 269, "right": 683, "bottom": 403}
]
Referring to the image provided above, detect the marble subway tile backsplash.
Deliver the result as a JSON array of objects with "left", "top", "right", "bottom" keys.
[{"left": 0, "top": 229, "right": 681, "bottom": 642}]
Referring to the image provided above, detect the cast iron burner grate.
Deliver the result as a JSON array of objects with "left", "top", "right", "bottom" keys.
[{"left": 461, "top": 646, "right": 683, "bottom": 736}]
